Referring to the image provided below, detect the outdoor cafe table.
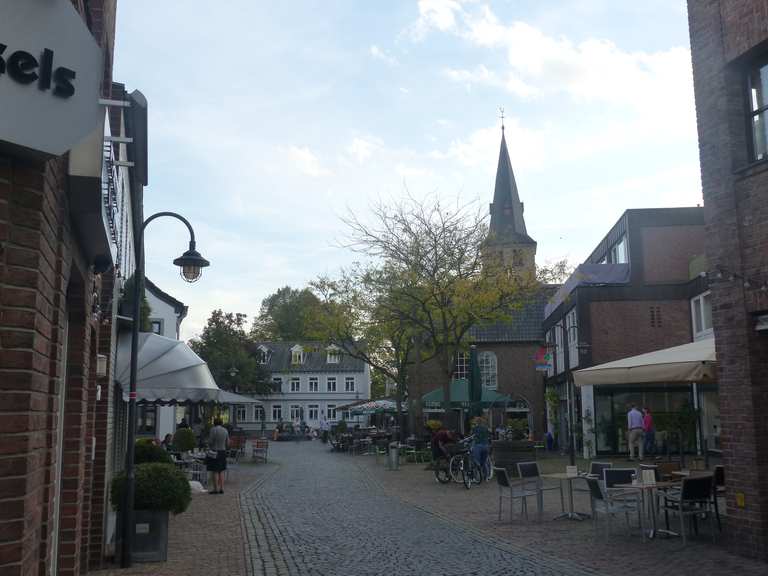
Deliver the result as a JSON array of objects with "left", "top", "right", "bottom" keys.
[
  {"left": 541, "top": 473, "right": 590, "bottom": 521},
  {"left": 671, "top": 470, "right": 714, "bottom": 479},
  {"left": 615, "top": 480, "right": 679, "bottom": 539}
]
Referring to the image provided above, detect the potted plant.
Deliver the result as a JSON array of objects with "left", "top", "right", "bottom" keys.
[
  {"left": 111, "top": 462, "right": 191, "bottom": 562},
  {"left": 134, "top": 439, "right": 173, "bottom": 465},
  {"left": 173, "top": 428, "right": 196, "bottom": 453}
]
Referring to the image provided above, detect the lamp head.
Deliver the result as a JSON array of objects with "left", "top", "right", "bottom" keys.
[{"left": 172, "top": 241, "right": 210, "bottom": 283}]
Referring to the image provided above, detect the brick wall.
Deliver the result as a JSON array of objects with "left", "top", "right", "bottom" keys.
[
  {"left": 641, "top": 225, "right": 707, "bottom": 284},
  {"left": 589, "top": 300, "right": 692, "bottom": 365},
  {"left": 688, "top": 0, "right": 768, "bottom": 560}
]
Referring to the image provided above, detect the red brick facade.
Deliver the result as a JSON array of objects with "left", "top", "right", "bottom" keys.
[
  {"left": 641, "top": 225, "right": 706, "bottom": 284},
  {"left": 688, "top": 0, "right": 768, "bottom": 560},
  {"left": 0, "top": 3, "right": 120, "bottom": 575}
]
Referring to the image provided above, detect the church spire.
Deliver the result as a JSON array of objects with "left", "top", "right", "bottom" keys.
[{"left": 488, "top": 125, "right": 535, "bottom": 246}]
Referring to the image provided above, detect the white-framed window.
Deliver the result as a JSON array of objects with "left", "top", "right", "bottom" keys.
[
  {"left": 341, "top": 410, "right": 351, "bottom": 421},
  {"left": 327, "top": 377, "right": 337, "bottom": 392},
  {"left": 555, "top": 322, "right": 564, "bottom": 374},
  {"left": 257, "top": 345, "right": 271, "bottom": 364},
  {"left": 453, "top": 352, "right": 469, "bottom": 380},
  {"left": 479, "top": 351, "right": 497, "bottom": 389},
  {"left": 345, "top": 376, "right": 355, "bottom": 392},
  {"left": 272, "top": 377, "right": 282, "bottom": 394},
  {"left": 235, "top": 404, "right": 247, "bottom": 422},
  {"left": 308, "top": 405, "right": 319, "bottom": 420},
  {"left": 290, "top": 405, "right": 301, "bottom": 420},
  {"left": 327, "top": 404, "right": 337, "bottom": 421},
  {"left": 565, "top": 308, "right": 579, "bottom": 370},
  {"left": 309, "top": 377, "right": 319, "bottom": 392},
  {"left": 290, "top": 377, "right": 300, "bottom": 392},
  {"left": 691, "top": 291, "right": 714, "bottom": 340},
  {"left": 326, "top": 347, "right": 340, "bottom": 364},
  {"left": 254, "top": 406, "right": 265, "bottom": 421},
  {"left": 608, "top": 235, "right": 628, "bottom": 264},
  {"left": 291, "top": 345, "right": 304, "bottom": 365},
  {"left": 150, "top": 319, "right": 163, "bottom": 335},
  {"left": 272, "top": 405, "right": 282, "bottom": 421}
]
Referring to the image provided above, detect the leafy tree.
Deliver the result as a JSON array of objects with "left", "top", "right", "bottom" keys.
[
  {"left": 250, "top": 286, "right": 324, "bottom": 341},
  {"left": 537, "top": 259, "right": 575, "bottom": 285},
  {"left": 189, "top": 309, "right": 271, "bottom": 395},
  {"left": 332, "top": 195, "right": 536, "bottom": 428}
]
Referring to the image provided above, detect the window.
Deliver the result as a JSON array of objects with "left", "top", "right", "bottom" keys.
[
  {"left": 609, "top": 235, "right": 628, "bottom": 264},
  {"left": 341, "top": 410, "right": 351, "bottom": 421},
  {"left": 750, "top": 58, "right": 768, "bottom": 161},
  {"left": 326, "top": 347, "right": 340, "bottom": 364},
  {"left": 309, "top": 377, "right": 319, "bottom": 392},
  {"left": 478, "top": 351, "right": 497, "bottom": 388},
  {"left": 272, "top": 405, "right": 282, "bottom": 421},
  {"left": 545, "top": 329, "right": 554, "bottom": 378},
  {"left": 555, "top": 322, "right": 564, "bottom": 374},
  {"left": 257, "top": 345, "right": 271, "bottom": 364},
  {"left": 150, "top": 320, "right": 163, "bottom": 335},
  {"left": 290, "top": 377, "right": 300, "bottom": 392},
  {"left": 327, "top": 377, "right": 337, "bottom": 392},
  {"left": 136, "top": 405, "right": 156, "bottom": 435},
  {"left": 691, "top": 292, "right": 714, "bottom": 340},
  {"left": 271, "top": 377, "right": 282, "bottom": 394},
  {"left": 308, "top": 405, "right": 319, "bottom": 420},
  {"left": 290, "top": 405, "right": 302, "bottom": 420},
  {"left": 291, "top": 345, "right": 304, "bottom": 364},
  {"left": 235, "top": 404, "right": 247, "bottom": 422},
  {"left": 650, "top": 306, "right": 662, "bottom": 328},
  {"left": 345, "top": 376, "right": 355, "bottom": 392},
  {"left": 453, "top": 352, "right": 469, "bottom": 380},
  {"left": 327, "top": 404, "right": 337, "bottom": 421},
  {"left": 254, "top": 406, "right": 265, "bottom": 421},
  {"left": 565, "top": 308, "right": 579, "bottom": 370}
]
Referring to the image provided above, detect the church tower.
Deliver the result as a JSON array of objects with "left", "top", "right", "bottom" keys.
[{"left": 484, "top": 123, "right": 537, "bottom": 277}]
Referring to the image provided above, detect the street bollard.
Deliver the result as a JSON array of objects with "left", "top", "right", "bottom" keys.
[{"left": 387, "top": 442, "right": 399, "bottom": 471}]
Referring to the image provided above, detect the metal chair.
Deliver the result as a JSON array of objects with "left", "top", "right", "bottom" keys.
[
  {"left": 712, "top": 465, "right": 725, "bottom": 532},
  {"left": 575, "top": 461, "right": 613, "bottom": 495},
  {"left": 663, "top": 474, "right": 716, "bottom": 545},
  {"left": 516, "top": 461, "right": 564, "bottom": 521},
  {"left": 493, "top": 466, "right": 538, "bottom": 522},
  {"left": 586, "top": 477, "right": 642, "bottom": 536}
]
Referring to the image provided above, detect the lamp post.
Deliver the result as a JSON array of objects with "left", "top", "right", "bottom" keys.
[
  {"left": 546, "top": 324, "right": 586, "bottom": 467},
  {"left": 121, "top": 212, "right": 209, "bottom": 568}
]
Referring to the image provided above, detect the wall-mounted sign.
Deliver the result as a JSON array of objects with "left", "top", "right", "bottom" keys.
[
  {"left": 0, "top": 0, "right": 102, "bottom": 155},
  {"left": 534, "top": 347, "right": 553, "bottom": 372}
]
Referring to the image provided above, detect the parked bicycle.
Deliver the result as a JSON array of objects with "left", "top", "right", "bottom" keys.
[{"left": 448, "top": 437, "right": 482, "bottom": 489}]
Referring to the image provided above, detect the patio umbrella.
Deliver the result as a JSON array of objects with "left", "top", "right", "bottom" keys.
[
  {"left": 422, "top": 380, "right": 511, "bottom": 409},
  {"left": 468, "top": 347, "right": 482, "bottom": 417},
  {"left": 115, "top": 332, "right": 220, "bottom": 404}
]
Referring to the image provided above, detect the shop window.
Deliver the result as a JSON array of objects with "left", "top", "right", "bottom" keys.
[{"left": 749, "top": 56, "right": 768, "bottom": 161}]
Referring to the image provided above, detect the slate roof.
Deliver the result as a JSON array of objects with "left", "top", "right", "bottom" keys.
[
  {"left": 469, "top": 285, "right": 558, "bottom": 343},
  {"left": 248, "top": 341, "right": 367, "bottom": 373}
]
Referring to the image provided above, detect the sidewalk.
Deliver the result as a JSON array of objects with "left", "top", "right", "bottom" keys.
[
  {"left": 95, "top": 462, "right": 270, "bottom": 576},
  {"left": 356, "top": 454, "right": 768, "bottom": 576}
]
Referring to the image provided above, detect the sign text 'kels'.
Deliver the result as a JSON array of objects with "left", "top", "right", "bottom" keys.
[{"left": 0, "top": 44, "right": 76, "bottom": 98}]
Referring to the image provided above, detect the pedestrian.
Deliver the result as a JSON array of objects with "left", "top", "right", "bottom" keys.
[
  {"left": 627, "top": 403, "right": 644, "bottom": 461},
  {"left": 643, "top": 407, "right": 655, "bottom": 456},
  {"left": 206, "top": 418, "right": 229, "bottom": 494},
  {"left": 161, "top": 433, "right": 174, "bottom": 451},
  {"left": 470, "top": 417, "right": 491, "bottom": 479}
]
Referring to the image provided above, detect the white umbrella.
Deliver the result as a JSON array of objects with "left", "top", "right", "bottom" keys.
[
  {"left": 115, "top": 332, "right": 220, "bottom": 403},
  {"left": 573, "top": 338, "right": 716, "bottom": 387}
]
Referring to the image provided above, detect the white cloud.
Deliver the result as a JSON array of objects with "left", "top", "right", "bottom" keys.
[
  {"left": 370, "top": 44, "right": 398, "bottom": 66},
  {"left": 346, "top": 137, "right": 380, "bottom": 164},
  {"left": 406, "top": 0, "right": 475, "bottom": 40},
  {"left": 286, "top": 146, "right": 331, "bottom": 177}
]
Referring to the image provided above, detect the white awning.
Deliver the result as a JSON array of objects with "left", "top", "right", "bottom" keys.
[
  {"left": 573, "top": 338, "right": 716, "bottom": 387},
  {"left": 115, "top": 332, "right": 261, "bottom": 404}
]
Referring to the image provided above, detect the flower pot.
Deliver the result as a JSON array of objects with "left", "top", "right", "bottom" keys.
[{"left": 131, "top": 510, "right": 169, "bottom": 562}]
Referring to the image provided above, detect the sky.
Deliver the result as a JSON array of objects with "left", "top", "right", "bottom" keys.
[{"left": 113, "top": 0, "right": 701, "bottom": 341}]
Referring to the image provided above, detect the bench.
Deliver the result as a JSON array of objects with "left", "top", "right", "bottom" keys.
[{"left": 252, "top": 439, "right": 269, "bottom": 463}]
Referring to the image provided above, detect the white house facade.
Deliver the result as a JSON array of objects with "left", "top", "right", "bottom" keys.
[{"left": 238, "top": 342, "right": 371, "bottom": 433}]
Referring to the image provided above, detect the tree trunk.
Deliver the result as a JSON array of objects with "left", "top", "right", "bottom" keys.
[{"left": 440, "top": 351, "right": 455, "bottom": 431}]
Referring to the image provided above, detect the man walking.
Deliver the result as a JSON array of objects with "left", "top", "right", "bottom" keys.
[{"left": 627, "top": 404, "right": 644, "bottom": 461}]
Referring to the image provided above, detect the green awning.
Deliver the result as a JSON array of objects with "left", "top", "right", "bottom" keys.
[{"left": 422, "top": 379, "right": 512, "bottom": 407}]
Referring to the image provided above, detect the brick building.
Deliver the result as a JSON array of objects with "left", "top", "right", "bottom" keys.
[
  {"left": 542, "top": 208, "right": 710, "bottom": 455},
  {"left": 688, "top": 0, "right": 768, "bottom": 559},
  {"left": 0, "top": 2, "right": 149, "bottom": 574}
]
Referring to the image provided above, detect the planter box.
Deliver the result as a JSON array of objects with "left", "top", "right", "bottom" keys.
[{"left": 132, "top": 510, "right": 169, "bottom": 563}]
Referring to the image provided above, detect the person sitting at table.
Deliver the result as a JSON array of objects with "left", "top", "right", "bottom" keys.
[{"left": 161, "top": 433, "right": 174, "bottom": 451}]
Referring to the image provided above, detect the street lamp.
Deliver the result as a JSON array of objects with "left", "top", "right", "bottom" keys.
[
  {"left": 121, "top": 212, "right": 209, "bottom": 568},
  {"left": 546, "top": 324, "right": 588, "bottom": 467}
]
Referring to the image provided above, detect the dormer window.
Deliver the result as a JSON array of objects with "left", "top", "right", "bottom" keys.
[
  {"left": 257, "top": 345, "right": 271, "bottom": 365},
  {"left": 291, "top": 345, "right": 304, "bottom": 365},
  {"left": 326, "top": 346, "right": 340, "bottom": 364}
]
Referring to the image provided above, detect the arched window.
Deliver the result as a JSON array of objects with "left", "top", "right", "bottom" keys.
[{"left": 479, "top": 351, "right": 497, "bottom": 389}]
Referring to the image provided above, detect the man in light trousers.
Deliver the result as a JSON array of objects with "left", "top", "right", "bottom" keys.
[{"left": 627, "top": 404, "right": 644, "bottom": 460}]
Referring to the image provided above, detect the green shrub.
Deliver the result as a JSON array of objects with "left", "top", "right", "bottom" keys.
[
  {"left": 336, "top": 420, "right": 348, "bottom": 434},
  {"left": 173, "top": 428, "right": 196, "bottom": 452},
  {"left": 111, "top": 463, "right": 191, "bottom": 515},
  {"left": 134, "top": 439, "right": 173, "bottom": 465}
]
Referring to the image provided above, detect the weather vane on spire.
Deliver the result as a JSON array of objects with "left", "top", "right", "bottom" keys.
[{"left": 499, "top": 106, "right": 505, "bottom": 131}]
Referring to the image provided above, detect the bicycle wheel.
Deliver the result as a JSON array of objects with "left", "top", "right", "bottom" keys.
[
  {"left": 470, "top": 460, "right": 483, "bottom": 485},
  {"left": 434, "top": 460, "right": 451, "bottom": 484},
  {"left": 449, "top": 455, "right": 463, "bottom": 483},
  {"left": 462, "top": 457, "right": 472, "bottom": 489},
  {"left": 484, "top": 455, "right": 495, "bottom": 481}
]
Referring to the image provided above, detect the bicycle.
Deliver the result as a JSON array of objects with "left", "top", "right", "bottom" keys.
[
  {"left": 433, "top": 453, "right": 452, "bottom": 484},
  {"left": 448, "top": 437, "right": 482, "bottom": 489}
]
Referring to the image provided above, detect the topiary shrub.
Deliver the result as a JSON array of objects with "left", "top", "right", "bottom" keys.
[
  {"left": 134, "top": 439, "right": 173, "bottom": 465},
  {"left": 336, "top": 420, "right": 348, "bottom": 434},
  {"left": 111, "top": 463, "right": 191, "bottom": 515},
  {"left": 173, "top": 428, "right": 196, "bottom": 452}
]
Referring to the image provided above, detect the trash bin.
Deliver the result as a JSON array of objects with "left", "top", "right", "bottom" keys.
[{"left": 387, "top": 442, "right": 399, "bottom": 471}]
